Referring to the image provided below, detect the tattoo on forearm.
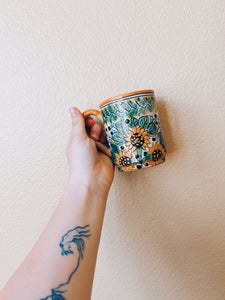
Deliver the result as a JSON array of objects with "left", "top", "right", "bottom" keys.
[{"left": 40, "top": 224, "right": 91, "bottom": 300}]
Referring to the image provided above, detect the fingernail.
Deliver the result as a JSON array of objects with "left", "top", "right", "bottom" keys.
[{"left": 69, "top": 107, "right": 78, "bottom": 117}]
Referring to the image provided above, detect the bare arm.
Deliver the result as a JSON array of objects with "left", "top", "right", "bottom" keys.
[{"left": 0, "top": 107, "right": 114, "bottom": 300}]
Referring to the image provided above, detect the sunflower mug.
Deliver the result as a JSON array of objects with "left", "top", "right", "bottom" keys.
[{"left": 83, "top": 90, "right": 166, "bottom": 172}]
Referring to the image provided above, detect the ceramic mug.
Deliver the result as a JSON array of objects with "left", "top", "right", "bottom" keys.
[{"left": 83, "top": 90, "right": 166, "bottom": 172}]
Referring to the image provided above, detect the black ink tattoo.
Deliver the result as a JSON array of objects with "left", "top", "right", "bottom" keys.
[{"left": 40, "top": 224, "right": 91, "bottom": 300}]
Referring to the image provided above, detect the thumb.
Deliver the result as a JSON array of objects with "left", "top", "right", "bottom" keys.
[{"left": 69, "top": 107, "right": 88, "bottom": 142}]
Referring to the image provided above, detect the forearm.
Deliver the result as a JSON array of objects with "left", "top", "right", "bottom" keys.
[{"left": 0, "top": 178, "right": 109, "bottom": 300}]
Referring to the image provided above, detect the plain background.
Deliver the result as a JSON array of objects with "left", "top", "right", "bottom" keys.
[{"left": 0, "top": 1, "right": 225, "bottom": 299}]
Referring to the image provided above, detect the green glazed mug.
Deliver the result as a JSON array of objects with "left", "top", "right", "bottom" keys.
[{"left": 83, "top": 90, "right": 166, "bottom": 172}]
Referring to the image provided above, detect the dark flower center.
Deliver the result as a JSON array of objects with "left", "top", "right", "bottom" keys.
[
  {"left": 152, "top": 149, "right": 162, "bottom": 161},
  {"left": 130, "top": 133, "right": 145, "bottom": 147},
  {"left": 119, "top": 156, "right": 132, "bottom": 166}
]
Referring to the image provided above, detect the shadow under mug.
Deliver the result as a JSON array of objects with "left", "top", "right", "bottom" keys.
[{"left": 83, "top": 90, "right": 166, "bottom": 172}]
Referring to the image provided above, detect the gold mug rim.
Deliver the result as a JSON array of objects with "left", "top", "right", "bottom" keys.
[{"left": 99, "top": 89, "right": 154, "bottom": 108}]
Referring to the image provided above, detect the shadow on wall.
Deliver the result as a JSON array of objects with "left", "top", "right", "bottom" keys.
[
  {"left": 111, "top": 99, "right": 225, "bottom": 299},
  {"left": 156, "top": 98, "right": 178, "bottom": 156}
]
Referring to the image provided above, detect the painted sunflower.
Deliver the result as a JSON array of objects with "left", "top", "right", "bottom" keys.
[
  {"left": 148, "top": 143, "right": 166, "bottom": 166},
  {"left": 115, "top": 149, "right": 133, "bottom": 171},
  {"left": 125, "top": 126, "right": 150, "bottom": 155}
]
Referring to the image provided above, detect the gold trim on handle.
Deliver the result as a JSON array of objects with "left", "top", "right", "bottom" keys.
[{"left": 83, "top": 109, "right": 101, "bottom": 118}]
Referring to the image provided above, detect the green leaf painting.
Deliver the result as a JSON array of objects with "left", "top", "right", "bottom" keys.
[
  {"left": 112, "top": 132, "right": 124, "bottom": 145},
  {"left": 143, "top": 154, "right": 152, "bottom": 161},
  {"left": 129, "top": 108, "right": 138, "bottom": 119},
  {"left": 114, "top": 103, "right": 123, "bottom": 113},
  {"left": 138, "top": 107, "right": 145, "bottom": 115},
  {"left": 139, "top": 116, "right": 149, "bottom": 128},
  {"left": 129, "top": 101, "right": 138, "bottom": 109},
  {"left": 137, "top": 97, "right": 145, "bottom": 106},
  {"left": 121, "top": 101, "right": 131, "bottom": 111},
  {"left": 146, "top": 96, "right": 155, "bottom": 110},
  {"left": 104, "top": 108, "right": 110, "bottom": 116},
  {"left": 108, "top": 104, "right": 116, "bottom": 114},
  {"left": 129, "top": 117, "right": 139, "bottom": 127},
  {"left": 147, "top": 122, "right": 157, "bottom": 135},
  {"left": 115, "top": 121, "right": 128, "bottom": 134},
  {"left": 111, "top": 142, "right": 119, "bottom": 154},
  {"left": 109, "top": 114, "right": 117, "bottom": 123}
]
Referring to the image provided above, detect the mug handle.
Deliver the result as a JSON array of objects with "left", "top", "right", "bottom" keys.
[{"left": 83, "top": 109, "right": 112, "bottom": 158}]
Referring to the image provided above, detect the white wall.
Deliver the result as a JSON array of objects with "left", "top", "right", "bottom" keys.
[{"left": 0, "top": 1, "right": 225, "bottom": 299}]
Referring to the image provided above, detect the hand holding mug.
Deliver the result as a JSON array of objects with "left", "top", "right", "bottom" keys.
[{"left": 82, "top": 90, "right": 166, "bottom": 172}]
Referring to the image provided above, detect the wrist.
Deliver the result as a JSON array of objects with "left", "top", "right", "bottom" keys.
[
  {"left": 67, "top": 174, "right": 111, "bottom": 201},
  {"left": 60, "top": 177, "right": 109, "bottom": 222}
]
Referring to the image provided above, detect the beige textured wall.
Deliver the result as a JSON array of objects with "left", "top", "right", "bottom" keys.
[{"left": 0, "top": 1, "right": 225, "bottom": 299}]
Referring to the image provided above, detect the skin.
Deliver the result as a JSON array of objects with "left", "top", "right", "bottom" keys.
[{"left": 0, "top": 107, "right": 114, "bottom": 300}]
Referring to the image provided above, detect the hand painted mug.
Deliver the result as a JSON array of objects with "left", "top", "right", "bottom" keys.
[{"left": 83, "top": 90, "right": 166, "bottom": 172}]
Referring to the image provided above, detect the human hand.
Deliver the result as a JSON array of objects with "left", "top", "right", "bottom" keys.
[{"left": 67, "top": 107, "right": 114, "bottom": 195}]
